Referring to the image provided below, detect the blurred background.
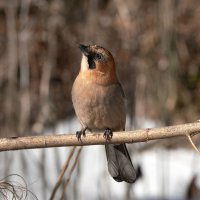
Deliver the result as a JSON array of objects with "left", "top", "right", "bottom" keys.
[{"left": 0, "top": 0, "right": 200, "bottom": 199}]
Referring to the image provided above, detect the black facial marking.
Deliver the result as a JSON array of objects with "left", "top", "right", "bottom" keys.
[
  {"left": 88, "top": 54, "right": 96, "bottom": 69},
  {"left": 87, "top": 52, "right": 105, "bottom": 69}
]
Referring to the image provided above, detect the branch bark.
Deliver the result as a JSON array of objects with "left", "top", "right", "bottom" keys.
[{"left": 0, "top": 122, "right": 200, "bottom": 152}]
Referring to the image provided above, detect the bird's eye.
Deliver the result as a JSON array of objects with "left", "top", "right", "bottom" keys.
[{"left": 95, "top": 53, "right": 102, "bottom": 60}]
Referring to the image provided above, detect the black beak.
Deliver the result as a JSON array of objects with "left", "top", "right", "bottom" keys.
[{"left": 79, "top": 44, "right": 89, "bottom": 56}]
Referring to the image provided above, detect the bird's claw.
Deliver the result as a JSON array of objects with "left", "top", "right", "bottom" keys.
[
  {"left": 76, "top": 127, "right": 87, "bottom": 141},
  {"left": 103, "top": 128, "right": 113, "bottom": 141}
]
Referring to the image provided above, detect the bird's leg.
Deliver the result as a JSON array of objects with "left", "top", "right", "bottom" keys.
[
  {"left": 76, "top": 127, "right": 87, "bottom": 141},
  {"left": 103, "top": 128, "right": 113, "bottom": 141}
]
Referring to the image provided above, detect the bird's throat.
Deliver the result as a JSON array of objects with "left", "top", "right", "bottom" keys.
[{"left": 79, "top": 70, "right": 118, "bottom": 86}]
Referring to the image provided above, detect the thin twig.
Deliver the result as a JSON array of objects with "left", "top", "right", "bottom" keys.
[
  {"left": 50, "top": 147, "right": 76, "bottom": 200},
  {"left": 187, "top": 134, "right": 200, "bottom": 155},
  {"left": 60, "top": 147, "right": 82, "bottom": 200}
]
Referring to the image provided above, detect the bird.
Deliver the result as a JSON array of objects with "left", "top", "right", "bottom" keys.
[{"left": 71, "top": 44, "right": 136, "bottom": 183}]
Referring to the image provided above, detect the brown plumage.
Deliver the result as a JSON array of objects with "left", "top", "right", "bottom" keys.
[{"left": 72, "top": 44, "right": 136, "bottom": 183}]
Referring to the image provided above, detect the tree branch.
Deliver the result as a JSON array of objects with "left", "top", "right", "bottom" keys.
[{"left": 0, "top": 122, "right": 200, "bottom": 152}]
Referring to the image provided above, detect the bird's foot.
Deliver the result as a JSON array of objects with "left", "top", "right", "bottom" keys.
[
  {"left": 103, "top": 128, "right": 113, "bottom": 141},
  {"left": 76, "top": 127, "right": 87, "bottom": 141}
]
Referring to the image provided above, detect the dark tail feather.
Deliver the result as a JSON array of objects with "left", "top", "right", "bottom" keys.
[{"left": 105, "top": 143, "right": 137, "bottom": 183}]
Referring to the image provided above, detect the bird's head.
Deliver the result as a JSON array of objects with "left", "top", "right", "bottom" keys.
[{"left": 78, "top": 44, "right": 118, "bottom": 85}]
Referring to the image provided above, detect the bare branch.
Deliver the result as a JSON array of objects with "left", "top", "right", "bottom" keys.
[{"left": 0, "top": 122, "right": 199, "bottom": 152}]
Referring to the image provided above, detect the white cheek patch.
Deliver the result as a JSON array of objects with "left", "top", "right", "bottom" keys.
[{"left": 81, "top": 55, "right": 89, "bottom": 71}]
